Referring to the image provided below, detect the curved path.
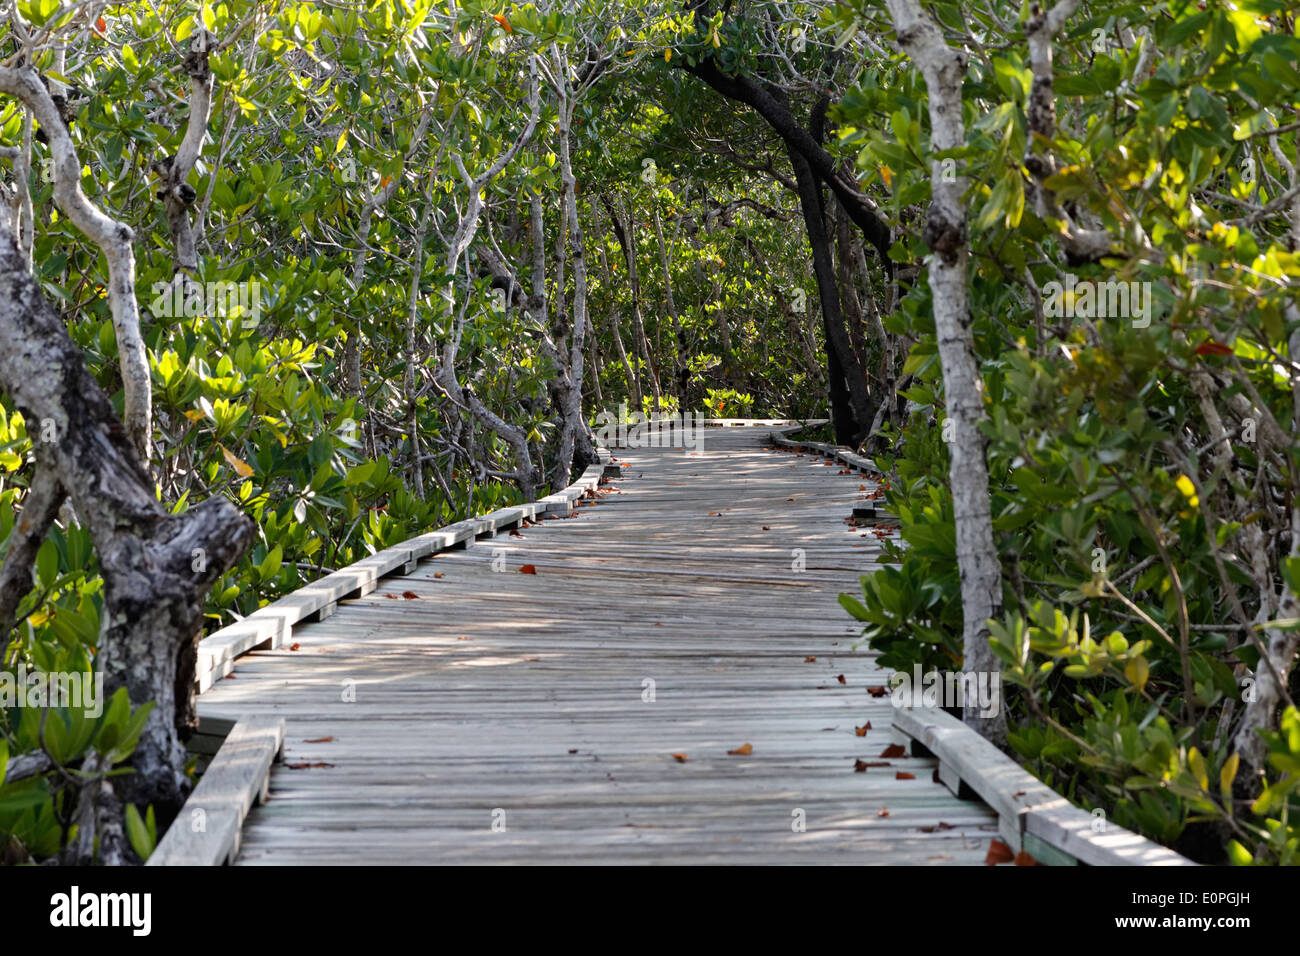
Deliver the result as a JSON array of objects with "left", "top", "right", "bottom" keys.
[{"left": 198, "top": 425, "right": 996, "bottom": 863}]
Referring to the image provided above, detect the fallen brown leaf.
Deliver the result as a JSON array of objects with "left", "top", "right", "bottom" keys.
[
  {"left": 854, "top": 760, "right": 891, "bottom": 772},
  {"left": 727, "top": 743, "right": 753, "bottom": 755},
  {"left": 519, "top": 564, "right": 537, "bottom": 574},
  {"left": 880, "top": 744, "right": 907, "bottom": 758},
  {"left": 304, "top": 736, "right": 333, "bottom": 743},
  {"left": 877, "top": 806, "right": 890, "bottom": 817},
  {"left": 290, "top": 643, "right": 301, "bottom": 651},
  {"left": 804, "top": 656, "right": 817, "bottom": 663},
  {"left": 985, "top": 839, "right": 1015, "bottom": 866},
  {"left": 402, "top": 591, "right": 419, "bottom": 599},
  {"left": 867, "top": 685, "right": 889, "bottom": 697},
  {"left": 1014, "top": 851, "right": 1042, "bottom": 866},
  {"left": 285, "top": 762, "right": 335, "bottom": 770},
  {"left": 895, "top": 771, "right": 916, "bottom": 780},
  {"left": 671, "top": 753, "right": 689, "bottom": 763},
  {"left": 836, "top": 674, "right": 846, "bottom": 684}
]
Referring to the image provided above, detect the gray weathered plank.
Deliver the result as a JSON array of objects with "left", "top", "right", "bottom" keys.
[
  {"left": 198, "top": 425, "right": 997, "bottom": 864},
  {"left": 149, "top": 716, "right": 285, "bottom": 866}
]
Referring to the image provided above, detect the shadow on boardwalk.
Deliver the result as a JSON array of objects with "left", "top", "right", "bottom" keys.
[{"left": 199, "top": 425, "right": 997, "bottom": 864}]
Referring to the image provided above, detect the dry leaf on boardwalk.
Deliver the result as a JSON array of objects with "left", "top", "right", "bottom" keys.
[
  {"left": 985, "top": 839, "right": 1015, "bottom": 865},
  {"left": 854, "top": 760, "right": 890, "bottom": 772}
]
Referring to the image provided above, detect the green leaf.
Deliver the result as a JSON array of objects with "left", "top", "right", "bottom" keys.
[
  {"left": 36, "top": 537, "right": 59, "bottom": 589},
  {"left": 1225, "top": 840, "right": 1253, "bottom": 866},
  {"left": 0, "top": 788, "right": 49, "bottom": 813},
  {"left": 838, "top": 593, "right": 870, "bottom": 621},
  {"left": 259, "top": 545, "right": 283, "bottom": 583},
  {"left": 1187, "top": 747, "right": 1209, "bottom": 791},
  {"left": 125, "top": 803, "right": 156, "bottom": 861}
]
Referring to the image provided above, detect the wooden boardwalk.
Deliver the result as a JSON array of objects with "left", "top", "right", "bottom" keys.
[{"left": 198, "top": 425, "right": 997, "bottom": 864}]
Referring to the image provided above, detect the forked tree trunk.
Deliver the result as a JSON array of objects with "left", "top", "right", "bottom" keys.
[{"left": 0, "top": 222, "right": 255, "bottom": 830}]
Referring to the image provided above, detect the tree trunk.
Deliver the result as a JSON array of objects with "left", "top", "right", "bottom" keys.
[
  {"left": 887, "top": 0, "right": 1006, "bottom": 743},
  {"left": 549, "top": 57, "right": 598, "bottom": 486},
  {"left": 0, "top": 67, "right": 152, "bottom": 463},
  {"left": 651, "top": 205, "right": 686, "bottom": 405},
  {"left": 787, "top": 144, "right": 874, "bottom": 444},
  {"left": 596, "top": 216, "right": 641, "bottom": 410},
  {"left": 604, "top": 196, "right": 661, "bottom": 413},
  {"left": 0, "top": 221, "right": 255, "bottom": 823}
]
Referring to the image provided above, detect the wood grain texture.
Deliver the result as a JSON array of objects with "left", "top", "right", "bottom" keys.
[
  {"left": 148, "top": 716, "right": 284, "bottom": 866},
  {"left": 199, "top": 425, "right": 998, "bottom": 864}
]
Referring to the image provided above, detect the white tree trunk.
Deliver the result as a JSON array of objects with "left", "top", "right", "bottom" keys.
[
  {"left": 886, "top": 0, "right": 1006, "bottom": 742},
  {"left": 0, "top": 66, "right": 152, "bottom": 462}
]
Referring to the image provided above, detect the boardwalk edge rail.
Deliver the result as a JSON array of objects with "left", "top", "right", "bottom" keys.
[
  {"left": 891, "top": 706, "right": 1196, "bottom": 866},
  {"left": 151, "top": 446, "right": 621, "bottom": 865},
  {"left": 770, "top": 423, "right": 1197, "bottom": 867}
]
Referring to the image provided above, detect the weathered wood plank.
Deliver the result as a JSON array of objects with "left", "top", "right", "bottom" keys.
[
  {"left": 892, "top": 705, "right": 1196, "bottom": 865},
  {"left": 148, "top": 716, "right": 284, "bottom": 866},
  {"left": 197, "top": 425, "right": 1002, "bottom": 865}
]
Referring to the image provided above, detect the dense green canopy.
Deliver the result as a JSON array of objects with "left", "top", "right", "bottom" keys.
[{"left": 1, "top": 0, "right": 1299, "bottom": 865}]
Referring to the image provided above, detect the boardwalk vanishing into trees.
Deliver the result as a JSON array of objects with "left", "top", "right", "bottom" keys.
[
  {"left": 5, "top": 0, "right": 1294, "bottom": 885},
  {"left": 197, "top": 426, "right": 996, "bottom": 864}
]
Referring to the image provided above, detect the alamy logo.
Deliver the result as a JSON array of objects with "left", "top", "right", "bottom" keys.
[
  {"left": 889, "top": 665, "right": 1001, "bottom": 718},
  {"left": 593, "top": 403, "right": 706, "bottom": 451},
  {"left": 50, "top": 886, "right": 151, "bottom": 936},
  {"left": 1042, "top": 273, "right": 1151, "bottom": 328},
  {"left": 151, "top": 279, "right": 262, "bottom": 325},
  {"left": 0, "top": 666, "right": 103, "bottom": 717}
]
